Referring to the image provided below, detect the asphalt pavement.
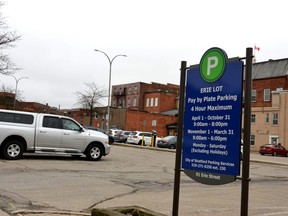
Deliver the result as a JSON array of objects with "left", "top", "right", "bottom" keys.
[{"left": 1, "top": 144, "right": 288, "bottom": 216}]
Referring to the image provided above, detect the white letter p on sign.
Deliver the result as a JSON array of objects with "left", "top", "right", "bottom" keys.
[{"left": 207, "top": 56, "right": 218, "bottom": 76}]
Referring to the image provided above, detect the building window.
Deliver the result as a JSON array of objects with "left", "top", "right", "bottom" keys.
[
  {"left": 127, "top": 97, "right": 130, "bottom": 106},
  {"left": 251, "top": 114, "right": 256, "bottom": 123},
  {"left": 265, "top": 113, "right": 269, "bottom": 124},
  {"left": 128, "top": 87, "right": 131, "bottom": 94},
  {"left": 134, "top": 86, "right": 138, "bottom": 93},
  {"left": 251, "top": 90, "right": 256, "bottom": 102},
  {"left": 146, "top": 98, "right": 149, "bottom": 107},
  {"left": 272, "top": 113, "right": 278, "bottom": 125},
  {"left": 154, "top": 97, "right": 158, "bottom": 107},
  {"left": 270, "top": 136, "right": 279, "bottom": 144},
  {"left": 117, "top": 99, "right": 121, "bottom": 107},
  {"left": 264, "top": 89, "right": 270, "bottom": 101},
  {"left": 150, "top": 98, "right": 154, "bottom": 107},
  {"left": 123, "top": 99, "right": 125, "bottom": 107},
  {"left": 133, "top": 97, "right": 137, "bottom": 107},
  {"left": 250, "top": 134, "right": 255, "bottom": 146}
]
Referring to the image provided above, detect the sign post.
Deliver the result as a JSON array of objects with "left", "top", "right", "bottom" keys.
[
  {"left": 240, "top": 47, "right": 253, "bottom": 216},
  {"left": 182, "top": 47, "right": 243, "bottom": 185},
  {"left": 172, "top": 61, "right": 187, "bottom": 216},
  {"left": 173, "top": 47, "right": 252, "bottom": 216}
]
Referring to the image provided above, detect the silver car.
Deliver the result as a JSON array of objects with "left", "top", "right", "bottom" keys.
[
  {"left": 157, "top": 136, "right": 177, "bottom": 149},
  {"left": 114, "top": 131, "right": 131, "bottom": 143}
]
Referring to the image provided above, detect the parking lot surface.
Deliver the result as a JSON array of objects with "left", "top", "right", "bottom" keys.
[{"left": 1, "top": 144, "right": 288, "bottom": 216}]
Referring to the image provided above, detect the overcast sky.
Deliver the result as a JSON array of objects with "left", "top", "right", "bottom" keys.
[{"left": 1, "top": 0, "right": 288, "bottom": 109}]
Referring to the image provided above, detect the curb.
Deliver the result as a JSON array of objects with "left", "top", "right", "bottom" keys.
[
  {"left": 113, "top": 142, "right": 288, "bottom": 166},
  {"left": 112, "top": 142, "right": 176, "bottom": 153},
  {"left": 249, "top": 158, "right": 288, "bottom": 166},
  {"left": 11, "top": 209, "right": 90, "bottom": 216}
]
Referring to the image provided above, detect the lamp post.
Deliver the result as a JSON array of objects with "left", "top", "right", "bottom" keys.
[
  {"left": 10, "top": 75, "right": 28, "bottom": 109},
  {"left": 94, "top": 49, "right": 127, "bottom": 130}
]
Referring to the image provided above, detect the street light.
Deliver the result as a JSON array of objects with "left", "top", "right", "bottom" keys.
[
  {"left": 10, "top": 75, "right": 28, "bottom": 109},
  {"left": 94, "top": 49, "right": 127, "bottom": 130}
]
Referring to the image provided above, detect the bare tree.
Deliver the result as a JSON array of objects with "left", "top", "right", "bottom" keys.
[
  {"left": 0, "top": 1, "right": 21, "bottom": 76},
  {"left": 75, "top": 82, "right": 107, "bottom": 126}
]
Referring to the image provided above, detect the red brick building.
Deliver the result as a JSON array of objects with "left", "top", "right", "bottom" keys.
[
  {"left": 144, "top": 91, "right": 178, "bottom": 113},
  {"left": 243, "top": 58, "right": 288, "bottom": 151},
  {"left": 112, "top": 82, "right": 179, "bottom": 111},
  {"left": 125, "top": 109, "right": 177, "bottom": 137},
  {"left": 93, "top": 82, "right": 180, "bottom": 137},
  {"left": 247, "top": 58, "right": 288, "bottom": 108}
]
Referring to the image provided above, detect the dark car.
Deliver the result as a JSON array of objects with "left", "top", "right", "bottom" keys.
[
  {"left": 114, "top": 131, "right": 131, "bottom": 143},
  {"left": 259, "top": 144, "right": 288, "bottom": 157},
  {"left": 157, "top": 136, "right": 177, "bottom": 149},
  {"left": 85, "top": 126, "right": 114, "bottom": 144}
]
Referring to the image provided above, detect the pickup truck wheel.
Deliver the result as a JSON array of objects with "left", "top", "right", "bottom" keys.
[
  {"left": 86, "top": 144, "right": 103, "bottom": 161},
  {"left": 2, "top": 140, "right": 24, "bottom": 160}
]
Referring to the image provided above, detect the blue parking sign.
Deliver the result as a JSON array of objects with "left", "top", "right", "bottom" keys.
[{"left": 182, "top": 48, "right": 243, "bottom": 178}]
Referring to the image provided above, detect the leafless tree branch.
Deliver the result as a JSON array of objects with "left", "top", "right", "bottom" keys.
[
  {"left": 75, "top": 82, "right": 108, "bottom": 126},
  {"left": 0, "top": 2, "right": 21, "bottom": 76}
]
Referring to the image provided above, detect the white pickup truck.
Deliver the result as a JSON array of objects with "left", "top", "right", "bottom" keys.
[{"left": 0, "top": 109, "right": 111, "bottom": 161}]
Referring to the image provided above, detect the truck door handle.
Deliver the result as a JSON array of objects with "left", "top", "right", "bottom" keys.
[
  {"left": 64, "top": 133, "right": 70, "bottom": 135},
  {"left": 39, "top": 130, "right": 46, "bottom": 133}
]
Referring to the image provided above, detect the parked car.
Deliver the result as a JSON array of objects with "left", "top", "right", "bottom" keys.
[
  {"left": 127, "top": 131, "right": 159, "bottom": 146},
  {"left": 85, "top": 126, "right": 114, "bottom": 144},
  {"left": 108, "top": 129, "right": 122, "bottom": 137},
  {"left": 157, "top": 136, "right": 177, "bottom": 149},
  {"left": 259, "top": 144, "right": 288, "bottom": 157},
  {"left": 0, "top": 110, "right": 110, "bottom": 161},
  {"left": 114, "top": 131, "right": 132, "bottom": 143}
]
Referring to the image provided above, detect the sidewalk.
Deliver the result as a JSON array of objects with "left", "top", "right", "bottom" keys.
[
  {"left": 250, "top": 152, "right": 288, "bottom": 166},
  {"left": 116, "top": 143, "right": 288, "bottom": 166}
]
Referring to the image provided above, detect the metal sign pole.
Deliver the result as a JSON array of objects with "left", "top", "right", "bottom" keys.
[
  {"left": 240, "top": 47, "right": 253, "bottom": 216},
  {"left": 172, "top": 61, "right": 187, "bottom": 216}
]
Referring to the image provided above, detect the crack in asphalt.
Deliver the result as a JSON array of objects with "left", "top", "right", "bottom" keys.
[
  {"left": 82, "top": 178, "right": 173, "bottom": 213},
  {"left": 0, "top": 189, "right": 60, "bottom": 215},
  {"left": 0, "top": 166, "right": 173, "bottom": 215},
  {"left": 83, "top": 187, "right": 140, "bottom": 212}
]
